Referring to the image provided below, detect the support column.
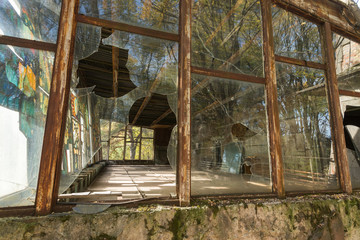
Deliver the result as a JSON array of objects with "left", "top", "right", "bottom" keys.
[
  {"left": 35, "top": 0, "right": 80, "bottom": 215},
  {"left": 261, "top": 0, "right": 285, "bottom": 198},
  {"left": 177, "top": 0, "right": 192, "bottom": 206}
]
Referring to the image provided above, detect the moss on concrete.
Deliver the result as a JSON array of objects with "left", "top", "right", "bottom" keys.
[{"left": 1, "top": 195, "right": 360, "bottom": 240}]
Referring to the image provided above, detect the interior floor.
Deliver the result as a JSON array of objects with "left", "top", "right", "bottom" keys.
[{"left": 86, "top": 165, "right": 176, "bottom": 200}]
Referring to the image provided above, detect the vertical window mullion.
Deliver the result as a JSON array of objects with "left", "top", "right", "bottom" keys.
[{"left": 261, "top": 0, "right": 285, "bottom": 198}]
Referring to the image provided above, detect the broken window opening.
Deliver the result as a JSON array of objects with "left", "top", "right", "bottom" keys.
[{"left": 58, "top": 22, "right": 178, "bottom": 203}]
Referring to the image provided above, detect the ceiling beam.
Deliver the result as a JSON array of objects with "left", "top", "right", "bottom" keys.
[
  {"left": 112, "top": 46, "right": 120, "bottom": 97},
  {"left": 150, "top": 108, "right": 173, "bottom": 127}
]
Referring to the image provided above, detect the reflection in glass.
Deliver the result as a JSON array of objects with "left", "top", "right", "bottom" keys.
[
  {"left": 276, "top": 63, "right": 339, "bottom": 191},
  {"left": 79, "top": 0, "right": 179, "bottom": 33},
  {"left": 272, "top": 7, "right": 322, "bottom": 63},
  {"left": 59, "top": 89, "right": 102, "bottom": 194},
  {"left": 191, "top": 74, "right": 271, "bottom": 195},
  {"left": 339, "top": 95, "right": 360, "bottom": 188},
  {"left": 101, "top": 142, "right": 109, "bottom": 160},
  {"left": 0, "top": 45, "right": 54, "bottom": 207},
  {"left": 192, "top": 0, "right": 263, "bottom": 77},
  {"left": 0, "top": 0, "right": 61, "bottom": 43},
  {"left": 103, "top": 31, "right": 178, "bottom": 94},
  {"left": 333, "top": 34, "right": 360, "bottom": 92}
]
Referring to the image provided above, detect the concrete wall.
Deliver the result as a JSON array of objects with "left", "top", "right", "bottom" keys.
[{"left": 1, "top": 195, "right": 360, "bottom": 239}]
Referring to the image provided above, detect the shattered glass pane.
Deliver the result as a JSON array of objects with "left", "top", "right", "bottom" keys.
[
  {"left": 103, "top": 31, "right": 178, "bottom": 95},
  {"left": 339, "top": 95, "right": 360, "bottom": 189},
  {"left": 79, "top": 0, "right": 179, "bottom": 33},
  {"left": 59, "top": 89, "right": 103, "bottom": 194},
  {"left": 111, "top": 122, "right": 125, "bottom": 137},
  {"left": 191, "top": 74, "right": 271, "bottom": 195},
  {"left": 333, "top": 34, "right": 360, "bottom": 92},
  {"left": 272, "top": 7, "right": 323, "bottom": 63},
  {"left": 167, "top": 125, "right": 178, "bottom": 170},
  {"left": 0, "top": 0, "right": 62, "bottom": 43},
  {"left": 100, "top": 119, "right": 110, "bottom": 142},
  {"left": 0, "top": 44, "right": 54, "bottom": 207},
  {"left": 59, "top": 19, "right": 178, "bottom": 200},
  {"left": 101, "top": 142, "right": 109, "bottom": 160},
  {"left": 74, "top": 23, "right": 102, "bottom": 61},
  {"left": 192, "top": 0, "right": 263, "bottom": 77},
  {"left": 73, "top": 204, "right": 111, "bottom": 214},
  {"left": 276, "top": 63, "right": 339, "bottom": 191}
]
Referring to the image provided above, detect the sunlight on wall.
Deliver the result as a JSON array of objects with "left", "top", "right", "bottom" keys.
[{"left": 0, "top": 106, "right": 27, "bottom": 198}]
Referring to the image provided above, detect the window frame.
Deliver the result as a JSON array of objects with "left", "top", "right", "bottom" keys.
[{"left": 0, "top": 0, "right": 360, "bottom": 216}]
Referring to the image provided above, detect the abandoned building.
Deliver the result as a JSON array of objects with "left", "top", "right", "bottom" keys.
[{"left": 2, "top": 0, "right": 360, "bottom": 239}]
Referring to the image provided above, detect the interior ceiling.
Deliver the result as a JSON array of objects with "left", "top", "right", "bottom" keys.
[{"left": 76, "top": 28, "right": 176, "bottom": 128}]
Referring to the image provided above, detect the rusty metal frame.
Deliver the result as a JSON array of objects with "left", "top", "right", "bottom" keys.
[
  {"left": 274, "top": 55, "right": 326, "bottom": 70},
  {"left": 177, "top": 0, "right": 192, "bottom": 206},
  {"left": 34, "top": 0, "right": 80, "bottom": 215},
  {"left": 76, "top": 15, "right": 180, "bottom": 42},
  {"left": 0, "top": 35, "right": 56, "bottom": 52},
  {"left": 339, "top": 90, "right": 360, "bottom": 98},
  {"left": 191, "top": 66, "right": 266, "bottom": 84}
]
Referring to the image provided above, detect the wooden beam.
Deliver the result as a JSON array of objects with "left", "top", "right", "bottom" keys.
[
  {"left": 274, "top": 55, "right": 326, "bottom": 70},
  {"left": 77, "top": 14, "right": 180, "bottom": 42},
  {"left": 339, "top": 89, "right": 360, "bottom": 98},
  {"left": 35, "top": 0, "right": 79, "bottom": 215},
  {"left": 321, "top": 22, "right": 352, "bottom": 194},
  {"left": 192, "top": 29, "right": 262, "bottom": 95},
  {"left": 0, "top": 206, "right": 35, "bottom": 218},
  {"left": 177, "top": 0, "right": 191, "bottom": 206},
  {"left": 130, "top": 43, "right": 177, "bottom": 125},
  {"left": 0, "top": 35, "right": 57, "bottom": 52},
  {"left": 273, "top": 0, "right": 360, "bottom": 38},
  {"left": 191, "top": 66, "right": 266, "bottom": 84},
  {"left": 131, "top": 94, "right": 152, "bottom": 125},
  {"left": 112, "top": 46, "right": 120, "bottom": 97},
  {"left": 261, "top": 0, "right": 285, "bottom": 198},
  {"left": 193, "top": 86, "right": 256, "bottom": 116},
  {"left": 151, "top": 108, "right": 173, "bottom": 126}
]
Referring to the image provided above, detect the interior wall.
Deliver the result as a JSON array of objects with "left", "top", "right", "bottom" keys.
[
  {"left": 154, "top": 127, "right": 173, "bottom": 165},
  {"left": 0, "top": 106, "right": 27, "bottom": 198}
]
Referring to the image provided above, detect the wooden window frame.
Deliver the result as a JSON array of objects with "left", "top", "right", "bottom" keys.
[
  {"left": 1, "top": 0, "right": 360, "bottom": 217},
  {"left": 103, "top": 124, "right": 155, "bottom": 161}
]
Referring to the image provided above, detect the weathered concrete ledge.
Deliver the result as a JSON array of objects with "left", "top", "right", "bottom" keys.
[{"left": 1, "top": 194, "right": 360, "bottom": 240}]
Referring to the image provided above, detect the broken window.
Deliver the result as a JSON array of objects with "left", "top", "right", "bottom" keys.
[
  {"left": 191, "top": 75, "right": 271, "bottom": 195},
  {"left": 272, "top": 6, "right": 322, "bottom": 63},
  {"left": 276, "top": 63, "right": 339, "bottom": 191},
  {"left": 79, "top": 0, "right": 179, "bottom": 33},
  {"left": 333, "top": 34, "right": 360, "bottom": 92},
  {"left": 0, "top": 44, "right": 54, "bottom": 207},
  {"left": 58, "top": 12, "right": 178, "bottom": 202},
  {"left": 0, "top": 0, "right": 61, "bottom": 43},
  {"left": 192, "top": 0, "right": 263, "bottom": 76},
  {"left": 339, "top": 95, "right": 360, "bottom": 189}
]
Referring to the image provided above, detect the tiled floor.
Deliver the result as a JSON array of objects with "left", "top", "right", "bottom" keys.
[{"left": 86, "top": 165, "right": 176, "bottom": 200}]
